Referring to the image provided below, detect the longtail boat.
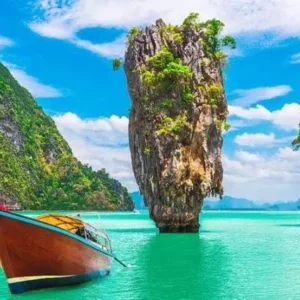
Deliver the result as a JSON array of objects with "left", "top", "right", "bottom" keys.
[{"left": 0, "top": 210, "right": 114, "bottom": 294}]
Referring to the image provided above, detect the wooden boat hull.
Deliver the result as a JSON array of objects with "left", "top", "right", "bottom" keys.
[{"left": 0, "top": 211, "right": 113, "bottom": 294}]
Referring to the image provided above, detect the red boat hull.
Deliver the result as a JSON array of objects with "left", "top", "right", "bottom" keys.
[{"left": 0, "top": 211, "right": 113, "bottom": 294}]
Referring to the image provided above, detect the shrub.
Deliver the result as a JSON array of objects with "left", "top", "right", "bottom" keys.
[
  {"left": 142, "top": 48, "right": 193, "bottom": 94},
  {"left": 127, "top": 26, "right": 140, "bottom": 44},
  {"left": 159, "top": 98, "right": 175, "bottom": 108},
  {"left": 141, "top": 94, "right": 150, "bottom": 102},
  {"left": 182, "top": 12, "right": 200, "bottom": 27},
  {"left": 147, "top": 48, "right": 175, "bottom": 70},
  {"left": 157, "top": 115, "right": 186, "bottom": 135},
  {"left": 215, "top": 51, "right": 228, "bottom": 60},
  {"left": 216, "top": 119, "right": 231, "bottom": 132},
  {"left": 221, "top": 35, "right": 236, "bottom": 49},
  {"left": 142, "top": 70, "right": 156, "bottom": 87},
  {"left": 162, "top": 62, "right": 192, "bottom": 84},
  {"left": 112, "top": 58, "right": 122, "bottom": 71},
  {"left": 215, "top": 51, "right": 229, "bottom": 68},
  {"left": 223, "top": 121, "right": 231, "bottom": 131},
  {"left": 163, "top": 25, "right": 183, "bottom": 43},
  {"left": 180, "top": 88, "right": 194, "bottom": 105},
  {"left": 292, "top": 125, "right": 300, "bottom": 150},
  {"left": 207, "top": 83, "right": 222, "bottom": 97},
  {"left": 144, "top": 146, "right": 151, "bottom": 155},
  {"left": 206, "top": 84, "right": 223, "bottom": 109},
  {"left": 201, "top": 18, "right": 236, "bottom": 56}
]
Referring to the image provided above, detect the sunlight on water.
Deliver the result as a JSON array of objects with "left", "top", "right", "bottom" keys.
[{"left": 1, "top": 211, "right": 300, "bottom": 300}]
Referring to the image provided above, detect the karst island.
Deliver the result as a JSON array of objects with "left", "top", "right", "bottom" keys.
[{"left": 114, "top": 13, "right": 236, "bottom": 232}]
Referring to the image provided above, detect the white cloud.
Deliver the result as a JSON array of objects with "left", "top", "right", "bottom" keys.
[
  {"left": 0, "top": 36, "right": 14, "bottom": 49},
  {"left": 234, "top": 132, "right": 294, "bottom": 147},
  {"left": 271, "top": 103, "right": 300, "bottom": 130},
  {"left": 53, "top": 113, "right": 138, "bottom": 191},
  {"left": 53, "top": 112, "right": 300, "bottom": 201},
  {"left": 30, "top": 0, "right": 300, "bottom": 57},
  {"left": 235, "top": 133, "right": 278, "bottom": 147},
  {"left": 235, "top": 150, "right": 264, "bottom": 162},
  {"left": 72, "top": 36, "right": 126, "bottom": 58},
  {"left": 229, "top": 103, "right": 300, "bottom": 131},
  {"left": 30, "top": 19, "right": 74, "bottom": 39},
  {"left": 223, "top": 148, "right": 300, "bottom": 202},
  {"left": 3, "top": 62, "right": 62, "bottom": 98},
  {"left": 290, "top": 52, "right": 300, "bottom": 64},
  {"left": 231, "top": 85, "right": 292, "bottom": 107},
  {"left": 54, "top": 112, "right": 128, "bottom": 145}
]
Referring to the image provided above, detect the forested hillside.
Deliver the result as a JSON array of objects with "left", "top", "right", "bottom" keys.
[{"left": 0, "top": 62, "right": 133, "bottom": 210}]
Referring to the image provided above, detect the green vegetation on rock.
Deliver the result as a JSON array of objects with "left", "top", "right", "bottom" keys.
[
  {"left": 0, "top": 62, "right": 133, "bottom": 210},
  {"left": 182, "top": 12, "right": 201, "bottom": 28},
  {"left": 127, "top": 26, "right": 140, "bottom": 44},
  {"left": 216, "top": 119, "right": 231, "bottom": 132},
  {"left": 157, "top": 115, "right": 187, "bottom": 136},
  {"left": 125, "top": 13, "right": 235, "bottom": 137},
  {"left": 165, "top": 25, "right": 183, "bottom": 43},
  {"left": 141, "top": 47, "right": 194, "bottom": 109},
  {"left": 292, "top": 124, "right": 300, "bottom": 150},
  {"left": 207, "top": 83, "right": 223, "bottom": 109},
  {"left": 112, "top": 58, "right": 122, "bottom": 71},
  {"left": 179, "top": 13, "right": 236, "bottom": 68},
  {"left": 144, "top": 146, "right": 151, "bottom": 155}
]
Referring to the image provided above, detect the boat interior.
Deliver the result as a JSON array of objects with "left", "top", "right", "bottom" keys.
[{"left": 36, "top": 214, "right": 112, "bottom": 252}]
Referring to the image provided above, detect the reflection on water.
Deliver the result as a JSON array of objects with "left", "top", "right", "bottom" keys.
[{"left": 137, "top": 234, "right": 229, "bottom": 300}]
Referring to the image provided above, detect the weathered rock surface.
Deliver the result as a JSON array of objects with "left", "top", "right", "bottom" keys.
[{"left": 125, "top": 19, "right": 228, "bottom": 232}]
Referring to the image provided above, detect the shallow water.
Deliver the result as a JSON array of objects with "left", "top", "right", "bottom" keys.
[{"left": 1, "top": 211, "right": 300, "bottom": 300}]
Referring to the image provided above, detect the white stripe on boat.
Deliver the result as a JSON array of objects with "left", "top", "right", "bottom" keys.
[{"left": 7, "top": 275, "right": 74, "bottom": 284}]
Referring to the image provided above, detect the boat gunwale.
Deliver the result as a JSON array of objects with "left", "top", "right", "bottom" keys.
[{"left": 0, "top": 210, "right": 114, "bottom": 258}]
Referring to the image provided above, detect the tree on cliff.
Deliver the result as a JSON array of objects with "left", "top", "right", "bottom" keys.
[
  {"left": 293, "top": 124, "right": 300, "bottom": 150},
  {"left": 121, "top": 13, "right": 235, "bottom": 232}
]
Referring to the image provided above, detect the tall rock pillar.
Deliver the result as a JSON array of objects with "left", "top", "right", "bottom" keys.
[{"left": 124, "top": 15, "right": 232, "bottom": 232}]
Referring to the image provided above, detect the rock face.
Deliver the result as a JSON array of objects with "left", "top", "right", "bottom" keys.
[
  {"left": 125, "top": 17, "right": 229, "bottom": 232},
  {"left": 0, "top": 62, "right": 134, "bottom": 211}
]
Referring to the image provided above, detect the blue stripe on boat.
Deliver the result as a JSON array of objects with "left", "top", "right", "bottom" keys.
[
  {"left": 0, "top": 210, "right": 114, "bottom": 258},
  {"left": 9, "top": 269, "right": 110, "bottom": 294}
]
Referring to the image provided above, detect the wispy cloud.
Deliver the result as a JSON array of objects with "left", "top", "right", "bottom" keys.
[
  {"left": 71, "top": 36, "right": 126, "bottom": 58},
  {"left": 224, "top": 148, "right": 300, "bottom": 202},
  {"left": 290, "top": 52, "right": 300, "bottom": 64},
  {"left": 53, "top": 113, "right": 137, "bottom": 191},
  {"left": 0, "top": 36, "right": 14, "bottom": 49},
  {"left": 3, "top": 62, "right": 62, "bottom": 98},
  {"left": 235, "top": 150, "right": 264, "bottom": 163},
  {"left": 29, "top": 0, "right": 300, "bottom": 58},
  {"left": 235, "top": 132, "right": 275, "bottom": 147},
  {"left": 231, "top": 85, "right": 292, "bottom": 107},
  {"left": 234, "top": 132, "right": 292, "bottom": 147},
  {"left": 229, "top": 103, "right": 300, "bottom": 131}
]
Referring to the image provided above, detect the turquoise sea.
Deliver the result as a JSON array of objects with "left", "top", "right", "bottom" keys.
[{"left": 0, "top": 211, "right": 300, "bottom": 300}]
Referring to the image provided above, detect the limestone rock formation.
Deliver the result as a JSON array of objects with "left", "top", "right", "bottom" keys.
[{"left": 124, "top": 14, "right": 233, "bottom": 232}]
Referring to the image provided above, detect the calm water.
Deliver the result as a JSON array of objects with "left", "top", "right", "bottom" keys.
[{"left": 0, "top": 211, "right": 300, "bottom": 300}]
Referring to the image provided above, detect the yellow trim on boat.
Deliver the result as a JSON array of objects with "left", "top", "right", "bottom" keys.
[{"left": 35, "top": 214, "right": 84, "bottom": 233}]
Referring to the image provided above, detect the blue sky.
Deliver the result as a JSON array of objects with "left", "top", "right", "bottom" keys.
[{"left": 0, "top": 0, "right": 300, "bottom": 202}]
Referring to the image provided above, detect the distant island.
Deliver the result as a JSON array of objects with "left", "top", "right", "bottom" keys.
[
  {"left": 132, "top": 192, "right": 300, "bottom": 211},
  {"left": 0, "top": 62, "right": 133, "bottom": 211}
]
